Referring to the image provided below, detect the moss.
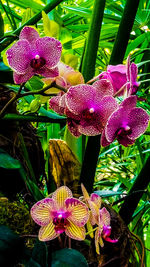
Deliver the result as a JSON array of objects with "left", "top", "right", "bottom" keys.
[{"left": 0, "top": 197, "right": 34, "bottom": 235}]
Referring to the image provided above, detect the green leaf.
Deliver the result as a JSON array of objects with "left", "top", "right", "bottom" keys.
[
  {"left": 0, "top": 226, "right": 25, "bottom": 266},
  {"left": 26, "top": 179, "right": 44, "bottom": 201},
  {"left": 22, "top": 8, "right": 34, "bottom": 25},
  {"left": 32, "top": 239, "right": 48, "bottom": 267},
  {"left": 25, "top": 258, "right": 41, "bottom": 267},
  {"left": 0, "top": 149, "right": 21, "bottom": 169},
  {"left": 42, "top": 11, "right": 60, "bottom": 38},
  {"left": 94, "top": 190, "right": 123, "bottom": 197},
  {"left": 26, "top": 76, "right": 44, "bottom": 91},
  {"left": 51, "top": 248, "right": 88, "bottom": 267}
]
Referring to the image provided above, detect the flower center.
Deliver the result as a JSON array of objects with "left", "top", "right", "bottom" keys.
[
  {"left": 116, "top": 125, "right": 132, "bottom": 137},
  {"left": 53, "top": 213, "right": 69, "bottom": 234},
  {"left": 82, "top": 107, "right": 95, "bottom": 120},
  {"left": 30, "top": 54, "right": 46, "bottom": 70}
]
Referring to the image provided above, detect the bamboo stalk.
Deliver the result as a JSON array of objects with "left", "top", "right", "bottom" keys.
[
  {"left": 109, "top": 0, "right": 140, "bottom": 64},
  {"left": 119, "top": 156, "right": 150, "bottom": 225},
  {"left": 79, "top": 0, "right": 106, "bottom": 192}
]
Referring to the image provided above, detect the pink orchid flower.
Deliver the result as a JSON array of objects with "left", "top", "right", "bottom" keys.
[
  {"left": 6, "top": 26, "right": 62, "bottom": 84},
  {"left": 31, "top": 186, "right": 89, "bottom": 241},
  {"left": 98, "top": 56, "right": 140, "bottom": 96},
  {"left": 49, "top": 83, "right": 118, "bottom": 137},
  {"left": 43, "top": 62, "right": 84, "bottom": 89},
  {"left": 101, "top": 95, "right": 149, "bottom": 147},
  {"left": 95, "top": 207, "right": 118, "bottom": 255}
]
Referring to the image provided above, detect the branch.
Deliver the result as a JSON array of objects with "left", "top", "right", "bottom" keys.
[{"left": 0, "top": 82, "right": 67, "bottom": 117}]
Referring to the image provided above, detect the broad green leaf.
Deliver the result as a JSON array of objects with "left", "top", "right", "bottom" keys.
[
  {"left": 51, "top": 248, "right": 88, "bottom": 267},
  {"left": 42, "top": 11, "right": 60, "bottom": 38},
  {"left": 26, "top": 76, "right": 44, "bottom": 91},
  {"left": 0, "top": 226, "right": 25, "bottom": 266},
  {"left": 0, "top": 149, "right": 21, "bottom": 169},
  {"left": 26, "top": 179, "right": 44, "bottom": 201},
  {"left": 32, "top": 239, "right": 48, "bottom": 267}
]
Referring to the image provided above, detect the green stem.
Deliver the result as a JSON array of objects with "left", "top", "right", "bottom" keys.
[
  {"left": 119, "top": 156, "right": 150, "bottom": 225},
  {"left": 81, "top": 0, "right": 106, "bottom": 82},
  {"left": 79, "top": 0, "right": 106, "bottom": 192},
  {"left": 109, "top": 0, "right": 140, "bottom": 64},
  {"left": 0, "top": 0, "right": 65, "bottom": 52},
  {"left": 1, "top": 113, "right": 66, "bottom": 123},
  {"left": 79, "top": 135, "right": 101, "bottom": 193}
]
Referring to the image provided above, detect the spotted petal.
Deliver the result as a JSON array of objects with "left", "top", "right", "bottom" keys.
[
  {"left": 52, "top": 186, "right": 72, "bottom": 209},
  {"left": 65, "top": 220, "right": 86, "bottom": 240},
  {"left": 38, "top": 221, "right": 59, "bottom": 241},
  {"left": 65, "top": 198, "right": 89, "bottom": 227},
  {"left": 127, "top": 107, "right": 149, "bottom": 139},
  {"left": 19, "top": 26, "right": 39, "bottom": 47},
  {"left": 93, "top": 79, "right": 114, "bottom": 98},
  {"left": 31, "top": 198, "right": 54, "bottom": 226},
  {"left": 36, "top": 37, "right": 62, "bottom": 68},
  {"left": 6, "top": 40, "right": 31, "bottom": 74}
]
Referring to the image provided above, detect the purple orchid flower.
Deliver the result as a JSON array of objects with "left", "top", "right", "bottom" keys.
[
  {"left": 50, "top": 83, "right": 118, "bottom": 137},
  {"left": 31, "top": 186, "right": 89, "bottom": 241},
  {"left": 101, "top": 96, "right": 149, "bottom": 147},
  {"left": 65, "top": 84, "right": 118, "bottom": 136},
  {"left": 98, "top": 56, "right": 140, "bottom": 96},
  {"left": 6, "top": 26, "right": 62, "bottom": 84}
]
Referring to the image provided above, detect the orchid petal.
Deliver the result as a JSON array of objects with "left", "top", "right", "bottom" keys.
[
  {"left": 13, "top": 69, "right": 33, "bottom": 84},
  {"left": 38, "top": 221, "right": 59, "bottom": 241},
  {"left": 36, "top": 66, "right": 59, "bottom": 78},
  {"left": 65, "top": 220, "right": 86, "bottom": 240},
  {"left": 36, "top": 37, "right": 62, "bottom": 68},
  {"left": 128, "top": 107, "right": 149, "bottom": 139},
  {"left": 65, "top": 84, "right": 96, "bottom": 115},
  {"left": 52, "top": 186, "right": 72, "bottom": 209},
  {"left": 93, "top": 79, "right": 114, "bottom": 98},
  {"left": 65, "top": 198, "right": 89, "bottom": 227},
  {"left": 100, "top": 207, "right": 110, "bottom": 226},
  {"left": 101, "top": 128, "right": 111, "bottom": 147},
  {"left": 31, "top": 198, "right": 55, "bottom": 226},
  {"left": 19, "top": 26, "right": 39, "bottom": 46},
  {"left": 120, "top": 95, "right": 137, "bottom": 110},
  {"left": 6, "top": 40, "right": 31, "bottom": 74}
]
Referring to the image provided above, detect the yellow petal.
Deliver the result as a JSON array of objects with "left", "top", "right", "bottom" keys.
[
  {"left": 65, "top": 198, "right": 89, "bottom": 226},
  {"left": 95, "top": 229, "right": 100, "bottom": 255},
  {"left": 31, "top": 198, "right": 54, "bottom": 226},
  {"left": 65, "top": 220, "right": 86, "bottom": 240},
  {"left": 52, "top": 186, "right": 72, "bottom": 209},
  {"left": 81, "top": 183, "right": 90, "bottom": 201},
  {"left": 65, "top": 71, "right": 84, "bottom": 86},
  {"left": 39, "top": 221, "right": 59, "bottom": 241},
  {"left": 86, "top": 219, "right": 94, "bottom": 238}
]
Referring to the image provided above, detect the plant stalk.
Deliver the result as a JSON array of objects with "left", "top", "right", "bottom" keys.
[
  {"left": 119, "top": 156, "right": 150, "bottom": 225},
  {"left": 109, "top": 0, "right": 140, "bottom": 64},
  {"left": 79, "top": 0, "right": 106, "bottom": 192}
]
